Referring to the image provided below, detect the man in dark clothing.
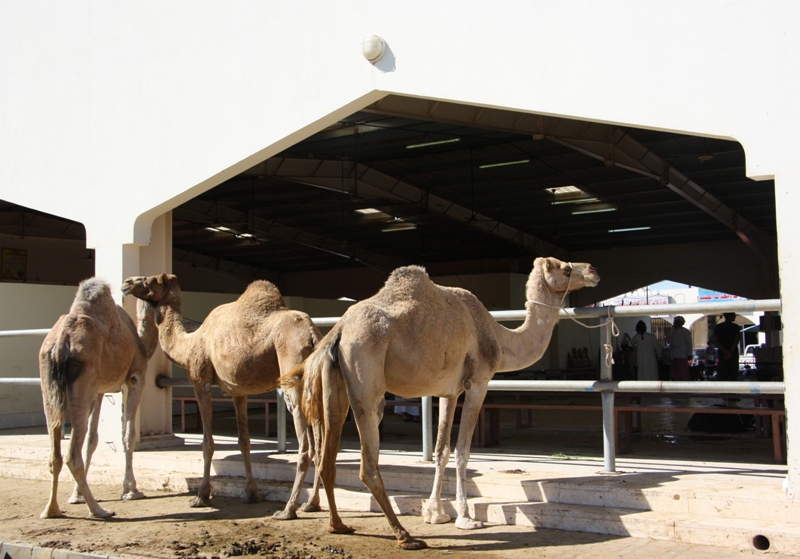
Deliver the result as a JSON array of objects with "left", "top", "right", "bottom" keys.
[{"left": 713, "top": 313, "right": 741, "bottom": 382}]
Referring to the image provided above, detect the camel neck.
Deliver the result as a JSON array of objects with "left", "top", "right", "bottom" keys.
[
  {"left": 135, "top": 299, "right": 160, "bottom": 359},
  {"left": 493, "top": 271, "right": 564, "bottom": 372},
  {"left": 154, "top": 289, "right": 194, "bottom": 368}
]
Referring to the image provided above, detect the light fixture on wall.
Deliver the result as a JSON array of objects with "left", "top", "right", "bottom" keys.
[
  {"left": 406, "top": 138, "right": 460, "bottom": 149},
  {"left": 572, "top": 203, "right": 617, "bottom": 215},
  {"left": 362, "top": 35, "right": 386, "bottom": 64},
  {"left": 382, "top": 218, "right": 417, "bottom": 232},
  {"left": 609, "top": 226, "right": 651, "bottom": 233},
  {"left": 478, "top": 159, "right": 530, "bottom": 170}
]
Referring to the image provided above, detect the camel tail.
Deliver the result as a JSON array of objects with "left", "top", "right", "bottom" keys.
[
  {"left": 301, "top": 333, "right": 341, "bottom": 425},
  {"left": 40, "top": 328, "right": 75, "bottom": 416}
]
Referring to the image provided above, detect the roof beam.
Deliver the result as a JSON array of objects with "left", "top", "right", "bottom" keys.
[
  {"left": 365, "top": 96, "right": 770, "bottom": 259},
  {"left": 176, "top": 198, "right": 405, "bottom": 273},
  {"left": 264, "top": 157, "right": 570, "bottom": 260}
]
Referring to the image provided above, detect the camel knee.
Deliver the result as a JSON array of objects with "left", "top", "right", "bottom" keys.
[
  {"left": 49, "top": 455, "right": 63, "bottom": 475},
  {"left": 358, "top": 467, "right": 385, "bottom": 494},
  {"left": 296, "top": 451, "right": 313, "bottom": 471},
  {"left": 86, "top": 431, "right": 99, "bottom": 453},
  {"left": 65, "top": 452, "right": 82, "bottom": 468},
  {"left": 66, "top": 458, "right": 85, "bottom": 478},
  {"left": 433, "top": 445, "right": 451, "bottom": 463}
]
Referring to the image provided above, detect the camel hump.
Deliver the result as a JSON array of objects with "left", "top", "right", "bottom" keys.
[
  {"left": 239, "top": 280, "right": 287, "bottom": 311},
  {"left": 69, "top": 277, "right": 115, "bottom": 315},
  {"left": 377, "top": 265, "right": 433, "bottom": 301}
]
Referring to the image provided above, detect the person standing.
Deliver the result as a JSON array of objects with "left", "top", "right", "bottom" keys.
[
  {"left": 630, "top": 320, "right": 662, "bottom": 381},
  {"left": 668, "top": 316, "right": 693, "bottom": 381},
  {"left": 704, "top": 340, "right": 718, "bottom": 378},
  {"left": 714, "top": 312, "right": 742, "bottom": 382}
]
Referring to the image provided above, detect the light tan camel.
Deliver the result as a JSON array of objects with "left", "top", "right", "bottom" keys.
[
  {"left": 39, "top": 277, "right": 159, "bottom": 519},
  {"left": 298, "top": 257, "right": 599, "bottom": 549},
  {"left": 121, "top": 273, "right": 322, "bottom": 519}
]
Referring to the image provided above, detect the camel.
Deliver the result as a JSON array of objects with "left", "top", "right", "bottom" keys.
[
  {"left": 39, "top": 277, "right": 159, "bottom": 519},
  {"left": 298, "top": 257, "right": 599, "bottom": 549},
  {"left": 121, "top": 273, "right": 322, "bottom": 519}
]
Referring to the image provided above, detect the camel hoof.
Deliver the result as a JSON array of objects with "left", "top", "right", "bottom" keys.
[
  {"left": 329, "top": 524, "right": 356, "bottom": 534},
  {"left": 121, "top": 490, "right": 145, "bottom": 501},
  {"left": 300, "top": 502, "right": 321, "bottom": 513},
  {"left": 40, "top": 508, "right": 63, "bottom": 519},
  {"left": 455, "top": 516, "right": 483, "bottom": 530},
  {"left": 91, "top": 508, "right": 116, "bottom": 519},
  {"left": 272, "top": 509, "right": 298, "bottom": 521},
  {"left": 68, "top": 494, "right": 85, "bottom": 505},
  {"left": 422, "top": 510, "right": 451, "bottom": 525},
  {"left": 242, "top": 492, "right": 263, "bottom": 504},
  {"left": 190, "top": 496, "right": 212, "bottom": 508},
  {"left": 398, "top": 538, "right": 427, "bottom": 550}
]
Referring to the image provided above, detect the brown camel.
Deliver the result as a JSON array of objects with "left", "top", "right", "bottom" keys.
[
  {"left": 299, "top": 257, "right": 599, "bottom": 549},
  {"left": 39, "top": 277, "right": 159, "bottom": 519},
  {"left": 121, "top": 273, "right": 322, "bottom": 519}
]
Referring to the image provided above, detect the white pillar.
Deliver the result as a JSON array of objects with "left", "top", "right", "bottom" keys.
[
  {"left": 92, "top": 241, "right": 139, "bottom": 456},
  {"left": 775, "top": 172, "right": 798, "bottom": 498},
  {"left": 136, "top": 212, "right": 173, "bottom": 441},
  {"left": 93, "top": 212, "right": 177, "bottom": 455}
]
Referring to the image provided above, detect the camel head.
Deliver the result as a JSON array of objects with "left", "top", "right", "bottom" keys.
[
  {"left": 121, "top": 273, "right": 180, "bottom": 304},
  {"left": 533, "top": 257, "right": 599, "bottom": 296}
]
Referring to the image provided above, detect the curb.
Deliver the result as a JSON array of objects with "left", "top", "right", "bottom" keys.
[{"left": 1, "top": 542, "right": 116, "bottom": 559}]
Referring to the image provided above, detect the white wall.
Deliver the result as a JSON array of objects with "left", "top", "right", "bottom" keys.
[
  {"left": 0, "top": 283, "right": 77, "bottom": 427},
  {"left": 1, "top": 3, "right": 794, "bottom": 251}
]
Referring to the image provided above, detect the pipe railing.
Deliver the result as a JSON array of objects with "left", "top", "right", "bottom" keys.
[{"left": 1, "top": 299, "right": 784, "bottom": 468}]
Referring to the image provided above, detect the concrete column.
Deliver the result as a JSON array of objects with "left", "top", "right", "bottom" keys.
[
  {"left": 93, "top": 241, "right": 140, "bottom": 456},
  {"left": 774, "top": 172, "right": 798, "bottom": 498},
  {"left": 136, "top": 212, "right": 173, "bottom": 441},
  {"left": 93, "top": 212, "right": 178, "bottom": 455}
]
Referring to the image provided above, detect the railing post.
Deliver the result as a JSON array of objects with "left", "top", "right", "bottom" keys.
[
  {"left": 600, "top": 316, "right": 617, "bottom": 473},
  {"left": 277, "top": 388, "right": 287, "bottom": 453},
  {"left": 422, "top": 396, "right": 433, "bottom": 462}
]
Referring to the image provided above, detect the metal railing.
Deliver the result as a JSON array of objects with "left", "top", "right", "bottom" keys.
[{"left": 1, "top": 299, "right": 784, "bottom": 470}]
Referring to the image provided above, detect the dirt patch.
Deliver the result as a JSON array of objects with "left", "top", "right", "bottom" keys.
[{"left": 0, "top": 477, "right": 783, "bottom": 559}]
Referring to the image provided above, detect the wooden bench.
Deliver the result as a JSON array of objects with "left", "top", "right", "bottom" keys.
[
  {"left": 172, "top": 393, "right": 786, "bottom": 464},
  {"left": 474, "top": 393, "right": 786, "bottom": 463},
  {"left": 173, "top": 396, "right": 278, "bottom": 436},
  {"left": 614, "top": 401, "right": 785, "bottom": 463}
]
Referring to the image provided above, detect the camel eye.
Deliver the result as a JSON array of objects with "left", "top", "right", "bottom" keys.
[{"left": 564, "top": 266, "right": 572, "bottom": 276}]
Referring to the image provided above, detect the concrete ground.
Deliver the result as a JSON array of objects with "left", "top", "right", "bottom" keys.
[{"left": 1, "top": 393, "right": 798, "bottom": 557}]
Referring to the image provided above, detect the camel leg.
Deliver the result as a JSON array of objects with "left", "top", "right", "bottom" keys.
[
  {"left": 300, "top": 422, "right": 323, "bottom": 513},
  {"left": 451, "top": 382, "right": 490, "bottom": 530},
  {"left": 273, "top": 393, "right": 317, "bottom": 519},
  {"left": 121, "top": 374, "right": 146, "bottom": 500},
  {"left": 351, "top": 407, "right": 427, "bottom": 550},
  {"left": 191, "top": 382, "right": 215, "bottom": 507},
  {"left": 422, "top": 395, "right": 458, "bottom": 524},
  {"left": 318, "top": 367, "right": 354, "bottom": 535},
  {"left": 68, "top": 393, "right": 102, "bottom": 505},
  {"left": 232, "top": 394, "right": 262, "bottom": 503},
  {"left": 40, "top": 404, "right": 65, "bottom": 518},
  {"left": 65, "top": 384, "right": 114, "bottom": 518}
]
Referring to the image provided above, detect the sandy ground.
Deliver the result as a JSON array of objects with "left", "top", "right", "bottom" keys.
[{"left": 1, "top": 477, "right": 794, "bottom": 559}]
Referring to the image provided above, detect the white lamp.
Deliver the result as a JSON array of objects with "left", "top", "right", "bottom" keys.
[{"left": 362, "top": 35, "right": 386, "bottom": 63}]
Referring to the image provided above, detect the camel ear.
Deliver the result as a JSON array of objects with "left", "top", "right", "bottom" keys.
[{"left": 157, "top": 273, "right": 169, "bottom": 285}]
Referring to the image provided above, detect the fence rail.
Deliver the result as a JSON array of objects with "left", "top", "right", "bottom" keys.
[{"left": 1, "top": 298, "right": 783, "bottom": 468}]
